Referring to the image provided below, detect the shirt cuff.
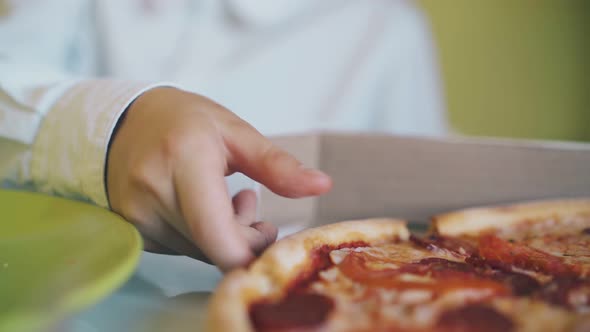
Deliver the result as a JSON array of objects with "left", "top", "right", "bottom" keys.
[{"left": 30, "top": 79, "right": 169, "bottom": 208}]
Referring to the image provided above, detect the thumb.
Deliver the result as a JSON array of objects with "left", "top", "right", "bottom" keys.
[{"left": 225, "top": 122, "right": 332, "bottom": 198}]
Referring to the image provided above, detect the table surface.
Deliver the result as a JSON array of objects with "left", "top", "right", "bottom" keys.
[{"left": 63, "top": 252, "right": 219, "bottom": 332}]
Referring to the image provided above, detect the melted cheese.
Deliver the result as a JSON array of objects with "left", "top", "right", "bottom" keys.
[
  {"left": 303, "top": 232, "right": 587, "bottom": 331},
  {"left": 496, "top": 214, "right": 590, "bottom": 278},
  {"left": 311, "top": 242, "right": 499, "bottom": 330},
  {"left": 493, "top": 298, "right": 578, "bottom": 332},
  {"left": 499, "top": 214, "right": 590, "bottom": 240}
]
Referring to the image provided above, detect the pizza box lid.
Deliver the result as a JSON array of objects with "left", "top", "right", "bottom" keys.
[{"left": 257, "top": 133, "right": 590, "bottom": 229}]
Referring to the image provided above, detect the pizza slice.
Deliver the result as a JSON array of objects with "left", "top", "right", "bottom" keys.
[
  {"left": 206, "top": 199, "right": 590, "bottom": 332},
  {"left": 431, "top": 199, "right": 590, "bottom": 315}
]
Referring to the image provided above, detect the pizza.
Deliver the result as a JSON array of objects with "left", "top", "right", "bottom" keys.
[{"left": 206, "top": 198, "right": 590, "bottom": 332}]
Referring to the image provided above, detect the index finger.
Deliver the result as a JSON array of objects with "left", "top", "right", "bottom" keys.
[
  {"left": 174, "top": 144, "right": 253, "bottom": 271},
  {"left": 224, "top": 120, "right": 332, "bottom": 198}
]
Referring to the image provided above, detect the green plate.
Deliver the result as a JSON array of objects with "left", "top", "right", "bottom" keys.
[{"left": 0, "top": 190, "right": 142, "bottom": 332}]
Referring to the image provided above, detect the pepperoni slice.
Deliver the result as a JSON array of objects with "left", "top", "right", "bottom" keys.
[
  {"left": 536, "top": 277, "right": 590, "bottom": 311},
  {"left": 410, "top": 235, "right": 477, "bottom": 257},
  {"left": 436, "top": 304, "right": 515, "bottom": 332},
  {"left": 487, "top": 269, "right": 541, "bottom": 296},
  {"left": 397, "top": 258, "right": 477, "bottom": 278},
  {"left": 338, "top": 252, "right": 509, "bottom": 296},
  {"left": 290, "top": 241, "right": 369, "bottom": 291},
  {"left": 250, "top": 293, "right": 334, "bottom": 331},
  {"left": 477, "top": 235, "right": 580, "bottom": 277},
  {"left": 465, "top": 256, "right": 541, "bottom": 295},
  {"left": 337, "top": 249, "right": 400, "bottom": 282}
]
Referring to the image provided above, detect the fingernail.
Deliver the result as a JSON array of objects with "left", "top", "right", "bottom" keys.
[{"left": 303, "top": 168, "right": 328, "bottom": 178}]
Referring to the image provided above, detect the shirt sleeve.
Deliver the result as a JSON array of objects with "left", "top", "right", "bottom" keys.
[
  {"left": 0, "top": 62, "right": 164, "bottom": 207},
  {"left": 0, "top": 1, "right": 166, "bottom": 208},
  {"left": 375, "top": 3, "right": 450, "bottom": 137}
]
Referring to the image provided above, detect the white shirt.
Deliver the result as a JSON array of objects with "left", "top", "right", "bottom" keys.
[{"left": 0, "top": 0, "right": 447, "bottom": 207}]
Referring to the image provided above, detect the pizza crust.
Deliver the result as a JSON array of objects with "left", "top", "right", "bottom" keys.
[
  {"left": 206, "top": 218, "right": 408, "bottom": 332},
  {"left": 432, "top": 198, "right": 590, "bottom": 237}
]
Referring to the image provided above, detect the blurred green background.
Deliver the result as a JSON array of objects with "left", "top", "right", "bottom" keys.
[{"left": 420, "top": 0, "right": 590, "bottom": 142}]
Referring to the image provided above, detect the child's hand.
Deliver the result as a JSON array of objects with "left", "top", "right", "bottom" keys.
[{"left": 106, "top": 87, "right": 332, "bottom": 271}]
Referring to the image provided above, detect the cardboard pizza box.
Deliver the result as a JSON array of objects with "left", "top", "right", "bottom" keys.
[{"left": 256, "top": 133, "right": 590, "bottom": 230}]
